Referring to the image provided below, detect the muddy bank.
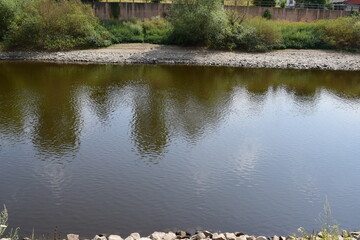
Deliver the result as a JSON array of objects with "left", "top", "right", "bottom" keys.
[{"left": 1, "top": 44, "right": 360, "bottom": 70}]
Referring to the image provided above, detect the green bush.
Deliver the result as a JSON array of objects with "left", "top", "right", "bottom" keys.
[
  {"left": 227, "top": 17, "right": 281, "bottom": 51},
  {"left": 103, "top": 20, "right": 144, "bottom": 43},
  {"left": 253, "top": 0, "right": 276, "bottom": 7},
  {"left": 0, "top": 0, "right": 21, "bottom": 41},
  {"left": 168, "top": 0, "right": 230, "bottom": 47},
  {"left": 4, "top": 0, "right": 111, "bottom": 50},
  {"left": 317, "top": 17, "right": 360, "bottom": 50},
  {"left": 275, "top": 21, "right": 328, "bottom": 49},
  {"left": 143, "top": 18, "right": 171, "bottom": 44},
  {"left": 262, "top": 9, "right": 272, "bottom": 20}
]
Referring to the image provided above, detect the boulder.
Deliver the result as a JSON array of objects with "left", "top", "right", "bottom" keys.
[
  {"left": 235, "top": 233, "right": 245, "bottom": 237},
  {"left": 272, "top": 236, "right": 280, "bottom": 240},
  {"left": 94, "top": 235, "right": 107, "bottom": 240},
  {"left": 246, "top": 236, "right": 256, "bottom": 240},
  {"left": 237, "top": 235, "right": 248, "bottom": 240},
  {"left": 150, "top": 232, "right": 166, "bottom": 240},
  {"left": 212, "top": 233, "right": 226, "bottom": 240},
  {"left": 256, "top": 236, "right": 267, "bottom": 240},
  {"left": 192, "top": 232, "right": 206, "bottom": 240},
  {"left": 125, "top": 237, "right": 134, "bottom": 240},
  {"left": 163, "top": 232, "right": 177, "bottom": 240},
  {"left": 176, "top": 232, "right": 190, "bottom": 239},
  {"left": 225, "top": 233, "right": 237, "bottom": 240},
  {"left": 131, "top": 233, "right": 141, "bottom": 240},
  {"left": 67, "top": 234, "right": 80, "bottom": 240},
  {"left": 109, "top": 235, "right": 123, "bottom": 240},
  {"left": 203, "top": 232, "right": 213, "bottom": 238}
]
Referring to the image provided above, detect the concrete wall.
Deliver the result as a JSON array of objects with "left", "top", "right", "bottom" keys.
[{"left": 91, "top": 2, "right": 351, "bottom": 22}]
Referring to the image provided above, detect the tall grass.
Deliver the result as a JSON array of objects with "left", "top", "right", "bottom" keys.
[{"left": 0, "top": 205, "right": 19, "bottom": 240}]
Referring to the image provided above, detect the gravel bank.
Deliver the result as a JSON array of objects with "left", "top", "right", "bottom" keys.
[{"left": 1, "top": 43, "right": 360, "bottom": 70}]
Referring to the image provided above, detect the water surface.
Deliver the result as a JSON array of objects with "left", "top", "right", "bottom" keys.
[{"left": 1, "top": 63, "right": 360, "bottom": 237}]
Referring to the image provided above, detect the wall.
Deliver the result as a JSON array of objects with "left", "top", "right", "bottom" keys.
[{"left": 91, "top": 2, "right": 351, "bottom": 22}]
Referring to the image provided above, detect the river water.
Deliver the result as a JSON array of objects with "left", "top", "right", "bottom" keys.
[{"left": 0, "top": 62, "right": 360, "bottom": 237}]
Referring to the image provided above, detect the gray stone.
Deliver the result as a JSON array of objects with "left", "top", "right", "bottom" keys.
[
  {"left": 1, "top": 238, "right": 11, "bottom": 240},
  {"left": 139, "top": 238, "right": 151, "bottom": 240},
  {"left": 176, "top": 232, "right": 190, "bottom": 239},
  {"left": 203, "top": 232, "right": 213, "bottom": 238},
  {"left": 125, "top": 237, "right": 134, "bottom": 240},
  {"left": 351, "top": 232, "right": 360, "bottom": 238},
  {"left": 67, "top": 234, "right": 80, "bottom": 240},
  {"left": 109, "top": 235, "right": 123, "bottom": 240},
  {"left": 246, "top": 236, "right": 256, "bottom": 240},
  {"left": 212, "top": 233, "right": 226, "bottom": 240},
  {"left": 235, "top": 234, "right": 245, "bottom": 237},
  {"left": 225, "top": 233, "right": 237, "bottom": 240},
  {"left": 131, "top": 233, "right": 141, "bottom": 240},
  {"left": 273, "top": 236, "right": 280, "bottom": 240},
  {"left": 163, "top": 232, "right": 177, "bottom": 240},
  {"left": 150, "top": 232, "right": 166, "bottom": 240},
  {"left": 256, "top": 236, "right": 267, "bottom": 240},
  {"left": 192, "top": 233, "right": 206, "bottom": 240},
  {"left": 237, "top": 235, "right": 248, "bottom": 240},
  {"left": 94, "top": 235, "right": 107, "bottom": 240}
]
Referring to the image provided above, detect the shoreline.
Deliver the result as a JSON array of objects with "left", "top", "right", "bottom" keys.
[
  {"left": 26, "top": 230, "right": 360, "bottom": 240},
  {"left": 1, "top": 43, "right": 360, "bottom": 71}
]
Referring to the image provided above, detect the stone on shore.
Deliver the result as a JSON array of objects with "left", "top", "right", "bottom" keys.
[
  {"left": 226, "top": 233, "right": 237, "bottom": 240},
  {"left": 163, "top": 232, "right": 177, "bottom": 240},
  {"left": 150, "top": 232, "right": 166, "bottom": 240},
  {"left": 176, "top": 231, "right": 190, "bottom": 239},
  {"left": 94, "top": 235, "right": 107, "bottom": 240},
  {"left": 212, "top": 233, "right": 226, "bottom": 240},
  {"left": 131, "top": 233, "right": 141, "bottom": 240},
  {"left": 235, "top": 233, "right": 245, "bottom": 237},
  {"left": 67, "top": 234, "right": 80, "bottom": 240},
  {"left": 109, "top": 235, "right": 124, "bottom": 240},
  {"left": 256, "top": 236, "right": 267, "bottom": 240},
  {"left": 192, "top": 232, "right": 206, "bottom": 240}
]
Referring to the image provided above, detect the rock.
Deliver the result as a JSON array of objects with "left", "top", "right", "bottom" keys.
[
  {"left": 225, "top": 233, "right": 237, "bottom": 240},
  {"left": 350, "top": 232, "right": 360, "bottom": 238},
  {"left": 163, "top": 232, "right": 177, "bottom": 240},
  {"left": 94, "top": 235, "right": 107, "bottom": 240},
  {"left": 192, "top": 232, "right": 206, "bottom": 240},
  {"left": 67, "top": 234, "right": 80, "bottom": 240},
  {"left": 256, "top": 237, "right": 267, "bottom": 240},
  {"left": 212, "top": 233, "right": 226, "bottom": 240},
  {"left": 139, "top": 238, "right": 152, "bottom": 240},
  {"left": 109, "top": 235, "right": 123, "bottom": 240},
  {"left": 235, "top": 234, "right": 245, "bottom": 237},
  {"left": 131, "top": 234, "right": 141, "bottom": 240},
  {"left": 151, "top": 232, "right": 166, "bottom": 240},
  {"left": 285, "top": 237, "right": 294, "bottom": 240},
  {"left": 237, "top": 235, "right": 248, "bottom": 240},
  {"left": 246, "top": 236, "right": 256, "bottom": 240},
  {"left": 125, "top": 237, "right": 134, "bottom": 240},
  {"left": 272, "top": 236, "right": 280, "bottom": 240},
  {"left": 176, "top": 232, "right": 190, "bottom": 239},
  {"left": 1, "top": 238, "right": 11, "bottom": 240},
  {"left": 203, "top": 232, "right": 213, "bottom": 238}
]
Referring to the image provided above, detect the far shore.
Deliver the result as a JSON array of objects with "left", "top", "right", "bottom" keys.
[{"left": 1, "top": 43, "right": 360, "bottom": 71}]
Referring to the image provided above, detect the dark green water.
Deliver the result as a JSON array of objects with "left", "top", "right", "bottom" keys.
[{"left": 0, "top": 62, "right": 360, "bottom": 237}]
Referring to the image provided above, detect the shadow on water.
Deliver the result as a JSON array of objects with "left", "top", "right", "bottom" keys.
[{"left": 1, "top": 62, "right": 360, "bottom": 162}]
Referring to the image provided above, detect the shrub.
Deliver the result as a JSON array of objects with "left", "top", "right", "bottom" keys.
[
  {"left": 0, "top": 0, "right": 21, "bottom": 41},
  {"left": 275, "top": 21, "right": 328, "bottom": 49},
  {"left": 317, "top": 17, "right": 360, "bottom": 50},
  {"left": 168, "top": 0, "right": 230, "bottom": 47},
  {"left": 262, "top": 9, "right": 272, "bottom": 20},
  {"left": 143, "top": 18, "right": 171, "bottom": 44},
  {"left": 227, "top": 17, "right": 281, "bottom": 51},
  {"left": 103, "top": 20, "right": 144, "bottom": 43},
  {"left": 4, "top": 0, "right": 111, "bottom": 50}
]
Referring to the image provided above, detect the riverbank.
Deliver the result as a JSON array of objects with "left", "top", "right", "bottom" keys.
[
  {"left": 40, "top": 230, "right": 360, "bottom": 240},
  {"left": 1, "top": 44, "right": 360, "bottom": 70}
]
